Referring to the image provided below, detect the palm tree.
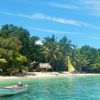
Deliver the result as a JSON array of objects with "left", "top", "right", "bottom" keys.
[{"left": 42, "top": 36, "right": 61, "bottom": 71}]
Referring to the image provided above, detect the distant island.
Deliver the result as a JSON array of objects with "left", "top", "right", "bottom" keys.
[{"left": 0, "top": 24, "right": 100, "bottom": 76}]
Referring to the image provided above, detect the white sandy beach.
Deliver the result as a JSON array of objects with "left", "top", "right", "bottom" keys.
[{"left": 0, "top": 72, "right": 100, "bottom": 80}]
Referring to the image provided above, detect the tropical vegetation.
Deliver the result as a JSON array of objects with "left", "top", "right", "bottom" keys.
[{"left": 0, "top": 24, "right": 100, "bottom": 75}]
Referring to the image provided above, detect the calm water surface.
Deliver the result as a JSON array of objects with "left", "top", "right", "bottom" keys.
[{"left": 0, "top": 76, "right": 100, "bottom": 100}]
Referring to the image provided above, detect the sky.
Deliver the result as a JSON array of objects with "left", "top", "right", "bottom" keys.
[{"left": 0, "top": 0, "right": 100, "bottom": 48}]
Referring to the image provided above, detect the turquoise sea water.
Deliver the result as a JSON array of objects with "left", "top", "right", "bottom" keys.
[{"left": 0, "top": 76, "right": 100, "bottom": 100}]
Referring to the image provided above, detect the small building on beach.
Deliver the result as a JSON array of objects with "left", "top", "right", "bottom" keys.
[{"left": 38, "top": 63, "right": 52, "bottom": 72}]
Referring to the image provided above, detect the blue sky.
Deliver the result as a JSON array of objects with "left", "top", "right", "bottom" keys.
[{"left": 0, "top": 0, "right": 100, "bottom": 48}]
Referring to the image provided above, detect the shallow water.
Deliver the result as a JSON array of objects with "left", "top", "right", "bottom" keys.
[{"left": 0, "top": 76, "right": 100, "bottom": 100}]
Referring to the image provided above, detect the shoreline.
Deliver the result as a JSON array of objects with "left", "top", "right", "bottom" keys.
[{"left": 0, "top": 72, "right": 100, "bottom": 80}]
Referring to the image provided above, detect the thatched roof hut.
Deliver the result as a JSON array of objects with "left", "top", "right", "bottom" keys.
[{"left": 38, "top": 63, "right": 52, "bottom": 71}]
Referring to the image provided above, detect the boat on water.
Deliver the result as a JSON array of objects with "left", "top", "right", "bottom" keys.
[
  {"left": 67, "top": 56, "right": 76, "bottom": 76},
  {"left": 0, "top": 82, "right": 28, "bottom": 96}
]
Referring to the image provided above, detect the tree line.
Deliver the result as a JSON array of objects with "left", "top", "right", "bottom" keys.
[{"left": 0, "top": 24, "right": 100, "bottom": 75}]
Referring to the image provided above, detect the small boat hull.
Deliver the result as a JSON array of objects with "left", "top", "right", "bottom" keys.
[{"left": 0, "top": 85, "right": 28, "bottom": 96}]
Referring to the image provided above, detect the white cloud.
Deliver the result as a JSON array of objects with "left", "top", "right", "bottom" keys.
[
  {"left": 0, "top": 11, "right": 99, "bottom": 29},
  {"left": 83, "top": 0, "right": 100, "bottom": 4},
  {"left": 48, "top": 2, "right": 79, "bottom": 10},
  {"left": 48, "top": 1, "right": 100, "bottom": 17},
  {"left": 0, "top": 11, "right": 31, "bottom": 18},
  {"left": 90, "top": 36, "right": 100, "bottom": 40},
  {"left": 81, "top": 0, "right": 100, "bottom": 16},
  {"left": 30, "top": 13, "right": 84, "bottom": 27},
  {"left": 29, "top": 27, "right": 78, "bottom": 35},
  {"left": 0, "top": 11, "right": 15, "bottom": 16}
]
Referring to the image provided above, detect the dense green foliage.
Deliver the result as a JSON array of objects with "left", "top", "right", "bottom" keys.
[{"left": 0, "top": 24, "right": 100, "bottom": 75}]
